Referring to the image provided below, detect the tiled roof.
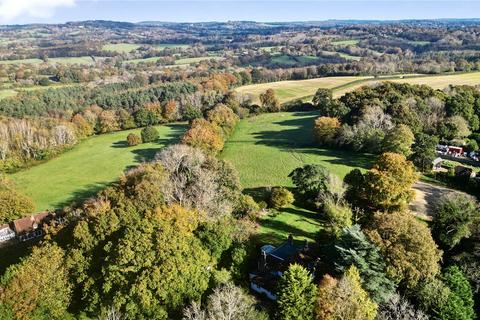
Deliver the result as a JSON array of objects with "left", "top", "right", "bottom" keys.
[{"left": 13, "top": 212, "right": 50, "bottom": 235}]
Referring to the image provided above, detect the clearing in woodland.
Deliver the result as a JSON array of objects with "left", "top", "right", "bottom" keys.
[{"left": 221, "top": 111, "right": 372, "bottom": 243}]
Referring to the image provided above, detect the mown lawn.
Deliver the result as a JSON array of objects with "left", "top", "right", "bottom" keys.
[
  {"left": 10, "top": 123, "right": 186, "bottom": 211},
  {"left": 221, "top": 111, "right": 373, "bottom": 244}
]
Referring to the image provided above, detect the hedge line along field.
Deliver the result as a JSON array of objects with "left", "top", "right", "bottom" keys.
[
  {"left": 10, "top": 123, "right": 187, "bottom": 212},
  {"left": 236, "top": 71, "right": 480, "bottom": 104},
  {"left": 221, "top": 111, "right": 372, "bottom": 244}
]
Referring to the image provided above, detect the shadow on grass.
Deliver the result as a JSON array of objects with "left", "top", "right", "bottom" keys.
[
  {"left": 252, "top": 111, "right": 373, "bottom": 170},
  {"left": 53, "top": 181, "right": 113, "bottom": 209},
  {"left": 111, "top": 123, "right": 188, "bottom": 163}
]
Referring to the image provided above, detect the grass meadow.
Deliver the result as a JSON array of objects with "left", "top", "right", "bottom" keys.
[
  {"left": 221, "top": 111, "right": 372, "bottom": 244},
  {"left": 10, "top": 123, "right": 186, "bottom": 211}
]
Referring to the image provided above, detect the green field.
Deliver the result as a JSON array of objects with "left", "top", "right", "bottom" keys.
[
  {"left": 175, "top": 56, "right": 222, "bottom": 65},
  {"left": 103, "top": 43, "right": 142, "bottom": 53},
  {"left": 0, "top": 89, "right": 16, "bottom": 100},
  {"left": 0, "top": 58, "right": 43, "bottom": 65},
  {"left": 0, "top": 56, "right": 97, "bottom": 65},
  {"left": 331, "top": 39, "right": 360, "bottom": 46},
  {"left": 221, "top": 111, "right": 372, "bottom": 243},
  {"left": 10, "top": 123, "right": 186, "bottom": 211}
]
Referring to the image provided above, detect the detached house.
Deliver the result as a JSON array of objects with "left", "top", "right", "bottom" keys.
[
  {"left": 0, "top": 212, "right": 53, "bottom": 244},
  {"left": 249, "top": 235, "right": 317, "bottom": 300}
]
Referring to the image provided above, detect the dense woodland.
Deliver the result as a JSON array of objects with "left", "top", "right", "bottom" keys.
[{"left": 0, "top": 20, "right": 479, "bottom": 320}]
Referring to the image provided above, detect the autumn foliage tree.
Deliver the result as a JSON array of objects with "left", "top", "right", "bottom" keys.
[
  {"left": 0, "top": 176, "right": 35, "bottom": 224},
  {"left": 0, "top": 243, "right": 72, "bottom": 320},
  {"left": 365, "top": 211, "right": 442, "bottom": 289},
  {"left": 314, "top": 117, "right": 341, "bottom": 146},
  {"left": 181, "top": 119, "right": 224, "bottom": 155},
  {"left": 207, "top": 104, "right": 239, "bottom": 136},
  {"left": 345, "top": 153, "right": 418, "bottom": 213},
  {"left": 259, "top": 89, "right": 281, "bottom": 112},
  {"left": 315, "top": 266, "right": 378, "bottom": 320}
]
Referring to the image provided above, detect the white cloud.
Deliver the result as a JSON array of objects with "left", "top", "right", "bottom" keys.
[{"left": 0, "top": 0, "right": 76, "bottom": 22}]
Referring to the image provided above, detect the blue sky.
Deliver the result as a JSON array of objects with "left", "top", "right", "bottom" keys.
[{"left": 1, "top": 1, "right": 480, "bottom": 24}]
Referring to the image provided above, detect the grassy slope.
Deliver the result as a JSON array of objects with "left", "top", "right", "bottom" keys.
[
  {"left": 221, "top": 111, "right": 372, "bottom": 243},
  {"left": 10, "top": 123, "right": 186, "bottom": 212},
  {"left": 0, "top": 56, "right": 96, "bottom": 65}
]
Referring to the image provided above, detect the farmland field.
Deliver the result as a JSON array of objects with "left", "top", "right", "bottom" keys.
[
  {"left": 175, "top": 56, "right": 222, "bottom": 65},
  {"left": 0, "top": 56, "right": 97, "bottom": 65},
  {"left": 124, "top": 55, "right": 221, "bottom": 65},
  {"left": 221, "top": 111, "right": 372, "bottom": 243},
  {"left": 236, "top": 72, "right": 480, "bottom": 104},
  {"left": 331, "top": 39, "right": 360, "bottom": 46},
  {"left": 103, "top": 43, "right": 142, "bottom": 52},
  {"left": 10, "top": 123, "right": 186, "bottom": 211},
  {"left": 235, "top": 76, "right": 371, "bottom": 103}
]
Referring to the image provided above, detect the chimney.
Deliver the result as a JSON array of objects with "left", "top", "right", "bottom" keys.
[{"left": 288, "top": 234, "right": 293, "bottom": 245}]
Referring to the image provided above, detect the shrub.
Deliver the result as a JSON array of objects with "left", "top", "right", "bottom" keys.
[
  {"left": 141, "top": 126, "right": 159, "bottom": 143},
  {"left": 270, "top": 187, "right": 294, "bottom": 209},
  {"left": 323, "top": 200, "right": 353, "bottom": 237},
  {"left": 126, "top": 133, "right": 141, "bottom": 146}
]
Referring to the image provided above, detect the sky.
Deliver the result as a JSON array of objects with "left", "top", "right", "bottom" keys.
[{"left": 1, "top": 0, "right": 480, "bottom": 24}]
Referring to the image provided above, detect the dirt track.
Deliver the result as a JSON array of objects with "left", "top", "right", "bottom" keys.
[{"left": 409, "top": 181, "right": 453, "bottom": 221}]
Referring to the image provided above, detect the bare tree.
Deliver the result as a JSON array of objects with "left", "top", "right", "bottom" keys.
[
  {"left": 183, "top": 283, "right": 268, "bottom": 320},
  {"left": 377, "top": 294, "right": 429, "bottom": 320}
]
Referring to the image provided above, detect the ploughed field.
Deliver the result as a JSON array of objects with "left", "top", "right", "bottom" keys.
[
  {"left": 9, "top": 123, "right": 186, "bottom": 212},
  {"left": 236, "top": 71, "right": 480, "bottom": 104},
  {"left": 221, "top": 111, "right": 372, "bottom": 244}
]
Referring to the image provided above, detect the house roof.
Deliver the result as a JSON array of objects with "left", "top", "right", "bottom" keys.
[
  {"left": 13, "top": 212, "right": 50, "bottom": 235},
  {"left": 432, "top": 157, "right": 443, "bottom": 166}
]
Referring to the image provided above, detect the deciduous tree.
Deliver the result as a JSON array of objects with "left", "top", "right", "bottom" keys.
[
  {"left": 366, "top": 211, "right": 442, "bottom": 289},
  {"left": 315, "top": 266, "right": 377, "bottom": 320}
]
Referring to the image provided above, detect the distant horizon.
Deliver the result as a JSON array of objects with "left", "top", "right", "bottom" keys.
[
  {"left": 4, "top": 17, "right": 480, "bottom": 27},
  {"left": 1, "top": 1, "right": 480, "bottom": 25}
]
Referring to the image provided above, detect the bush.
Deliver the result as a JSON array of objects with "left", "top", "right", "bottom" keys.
[
  {"left": 270, "top": 187, "right": 294, "bottom": 209},
  {"left": 126, "top": 133, "right": 141, "bottom": 146},
  {"left": 140, "top": 126, "right": 159, "bottom": 143}
]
